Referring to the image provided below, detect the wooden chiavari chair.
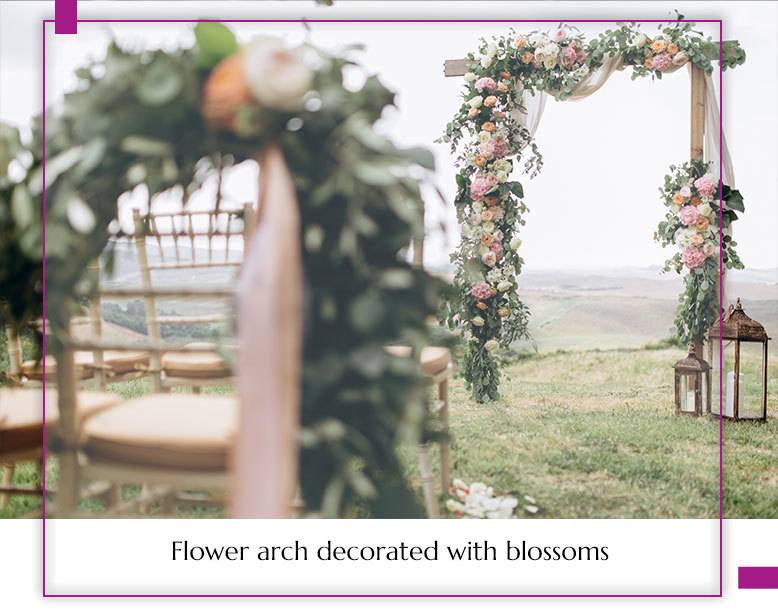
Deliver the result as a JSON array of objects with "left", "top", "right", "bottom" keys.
[{"left": 130, "top": 204, "right": 249, "bottom": 393}]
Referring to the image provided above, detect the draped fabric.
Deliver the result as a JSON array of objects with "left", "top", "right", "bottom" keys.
[
  {"left": 233, "top": 144, "right": 303, "bottom": 518},
  {"left": 511, "top": 57, "right": 734, "bottom": 186}
]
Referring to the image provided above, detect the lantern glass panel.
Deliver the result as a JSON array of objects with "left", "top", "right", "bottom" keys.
[
  {"left": 679, "top": 373, "right": 700, "bottom": 414},
  {"left": 713, "top": 340, "right": 735, "bottom": 417},
  {"left": 739, "top": 341, "right": 766, "bottom": 419}
]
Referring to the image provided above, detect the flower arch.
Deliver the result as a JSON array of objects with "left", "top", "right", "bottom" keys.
[{"left": 441, "top": 21, "right": 746, "bottom": 403}]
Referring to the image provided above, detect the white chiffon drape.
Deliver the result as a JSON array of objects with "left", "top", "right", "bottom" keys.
[{"left": 511, "top": 57, "right": 734, "bottom": 185}]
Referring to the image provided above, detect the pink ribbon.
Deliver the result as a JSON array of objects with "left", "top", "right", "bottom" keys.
[{"left": 232, "top": 145, "right": 302, "bottom": 518}]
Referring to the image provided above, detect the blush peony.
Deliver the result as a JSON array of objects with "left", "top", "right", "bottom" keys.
[
  {"left": 682, "top": 246, "right": 707, "bottom": 269},
  {"left": 652, "top": 52, "right": 673, "bottom": 71},
  {"left": 694, "top": 173, "right": 717, "bottom": 197},
  {"left": 470, "top": 175, "right": 497, "bottom": 200},
  {"left": 679, "top": 205, "right": 700, "bottom": 226},
  {"left": 475, "top": 77, "right": 497, "bottom": 92}
]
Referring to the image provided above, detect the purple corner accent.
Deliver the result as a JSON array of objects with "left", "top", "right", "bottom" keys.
[
  {"left": 54, "top": 0, "right": 77, "bottom": 34},
  {"left": 738, "top": 567, "right": 778, "bottom": 589}
]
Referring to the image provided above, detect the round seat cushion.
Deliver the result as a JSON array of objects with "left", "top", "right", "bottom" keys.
[
  {"left": 21, "top": 352, "right": 96, "bottom": 381},
  {"left": 0, "top": 388, "right": 121, "bottom": 453},
  {"left": 82, "top": 394, "right": 238, "bottom": 470},
  {"left": 385, "top": 345, "right": 451, "bottom": 376},
  {"left": 161, "top": 343, "right": 230, "bottom": 379}
]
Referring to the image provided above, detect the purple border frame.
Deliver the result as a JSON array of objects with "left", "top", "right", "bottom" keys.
[{"left": 40, "top": 17, "right": 726, "bottom": 599}]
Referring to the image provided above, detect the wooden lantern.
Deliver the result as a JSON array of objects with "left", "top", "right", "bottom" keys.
[
  {"left": 674, "top": 343, "right": 711, "bottom": 417},
  {"left": 707, "top": 298, "right": 770, "bottom": 421}
]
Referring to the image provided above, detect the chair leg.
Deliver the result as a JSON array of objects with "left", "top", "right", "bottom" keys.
[
  {"left": 417, "top": 444, "right": 439, "bottom": 519},
  {"left": 0, "top": 464, "right": 15, "bottom": 508},
  {"left": 56, "top": 450, "right": 80, "bottom": 516},
  {"left": 438, "top": 377, "right": 451, "bottom": 493}
]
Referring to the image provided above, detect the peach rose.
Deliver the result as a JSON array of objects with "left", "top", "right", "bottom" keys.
[
  {"left": 468, "top": 107, "right": 480, "bottom": 119},
  {"left": 201, "top": 53, "right": 254, "bottom": 130},
  {"left": 474, "top": 154, "right": 487, "bottom": 167},
  {"left": 476, "top": 302, "right": 488, "bottom": 311},
  {"left": 650, "top": 39, "right": 667, "bottom": 53},
  {"left": 497, "top": 81, "right": 510, "bottom": 93},
  {"left": 484, "top": 95, "right": 498, "bottom": 107},
  {"left": 494, "top": 111, "right": 506, "bottom": 120},
  {"left": 667, "top": 42, "right": 679, "bottom": 55},
  {"left": 672, "top": 193, "right": 687, "bottom": 205},
  {"left": 521, "top": 51, "right": 534, "bottom": 64},
  {"left": 695, "top": 217, "right": 710, "bottom": 231},
  {"left": 500, "top": 70, "right": 512, "bottom": 79},
  {"left": 644, "top": 57, "right": 654, "bottom": 69},
  {"left": 481, "top": 232, "right": 495, "bottom": 245},
  {"left": 481, "top": 121, "right": 496, "bottom": 132},
  {"left": 514, "top": 36, "right": 528, "bottom": 49},
  {"left": 480, "top": 210, "right": 494, "bottom": 222},
  {"left": 690, "top": 196, "right": 702, "bottom": 206},
  {"left": 691, "top": 233, "right": 704, "bottom": 246}
]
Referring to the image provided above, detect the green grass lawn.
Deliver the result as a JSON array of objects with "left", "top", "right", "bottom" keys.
[
  {"left": 403, "top": 346, "right": 778, "bottom": 518},
  {"left": 3, "top": 347, "right": 777, "bottom": 518}
]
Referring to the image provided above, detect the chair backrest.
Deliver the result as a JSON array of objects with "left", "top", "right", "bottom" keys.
[{"left": 129, "top": 203, "right": 250, "bottom": 391}]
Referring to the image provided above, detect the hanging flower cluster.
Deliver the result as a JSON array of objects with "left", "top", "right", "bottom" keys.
[
  {"left": 442, "top": 22, "right": 746, "bottom": 403},
  {"left": 654, "top": 160, "right": 744, "bottom": 344}
]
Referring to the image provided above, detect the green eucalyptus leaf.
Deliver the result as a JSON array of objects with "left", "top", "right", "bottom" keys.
[{"left": 194, "top": 22, "right": 239, "bottom": 70}]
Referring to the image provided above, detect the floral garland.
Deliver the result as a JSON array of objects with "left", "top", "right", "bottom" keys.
[
  {"left": 0, "top": 24, "right": 444, "bottom": 517},
  {"left": 654, "top": 160, "right": 744, "bottom": 344},
  {"left": 441, "top": 21, "right": 745, "bottom": 403}
]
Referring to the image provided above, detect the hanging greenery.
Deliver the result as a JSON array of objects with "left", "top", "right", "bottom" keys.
[
  {"left": 441, "top": 20, "right": 746, "bottom": 403},
  {"left": 0, "top": 23, "right": 445, "bottom": 517}
]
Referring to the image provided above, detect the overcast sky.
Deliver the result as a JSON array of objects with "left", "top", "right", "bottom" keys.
[{"left": 1, "top": 1, "right": 776, "bottom": 272}]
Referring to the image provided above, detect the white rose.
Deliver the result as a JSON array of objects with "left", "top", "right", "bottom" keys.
[
  {"left": 509, "top": 237, "right": 522, "bottom": 251},
  {"left": 480, "top": 43, "right": 497, "bottom": 68},
  {"left": 468, "top": 95, "right": 484, "bottom": 109},
  {"left": 697, "top": 203, "right": 712, "bottom": 217},
  {"left": 541, "top": 42, "right": 560, "bottom": 57},
  {"left": 633, "top": 33, "right": 648, "bottom": 48},
  {"left": 543, "top": 54, "right": 558, "bottom": 69},
  {"left": 243, "top": 36, "right": 313, "bottom": 110},
  {"left": 463, "top": 330, "right": 474, "bottom": 341},
  {"left": 464, "top": 72, "right": 477, "bottom": 83},
  {"left": 478, "top": 131, "right": 491, "bottom": 143},
  {"left": 481, "top": 221, "right": 495, "bottom": 233},
  {"left": 529, "top": 33, "right": 548, "bottom": 47},
  {"left": 495, "top": 171, "right": 509, "bottom": 183},
  {"left": 472, "top": 316, "right": 485, "bottom": 327},
  {"left": 497, "top": 280, "right": 512, "bottom": 292},
  {"left": 484, "top": 339, "right": 500, "bottom": 352}
]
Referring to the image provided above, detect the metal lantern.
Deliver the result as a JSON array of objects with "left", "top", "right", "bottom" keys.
[
  {"left": 674, "top": 343, "right": 711, "bottom": 416},
  {"left": 707, "top": 298, "right": 770, "bottom": 422}
]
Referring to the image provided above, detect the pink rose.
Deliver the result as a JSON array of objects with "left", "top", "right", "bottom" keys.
[
  {"left": 491, "top": 137, "right": 509, "bottom": 158},
  {"left": 493, "top": 229, "right": 504, "bottom": 241},
  {"left": 562, "top": 45, "right": 577, "bottom": 68},
  {"left": 679, "top": 205, "right": 699, "bottom": 226},
  {"left": 482, "top": 251, "right": 497, "bottom": 267},
  {"left": 694, "top": 173, "right": 717, "bottom": 197},
  {"left": 652, "top": 52, "right": 672, "bottom": 71},
  {"left": 470, "top": 281, "right": 494, "bottom": 300},
  {"left": 575, "top": 48, "right": 587, "bottom": 63},
  {"left": 470, "top": 175, "right": 497, "bottom": 200},
  {"left": 475, "top": 77, "right": 497, "bottom": 92},
  {"left": 490, "top": 242, "right": 503, "bottom": 256},
  {"left": 703, "top": 242, "right": 716, "bottom": 257},
  {"left": 682, "top": 246, "right": 707, "bottom": 269},
  {"left": 551, "top": 28, "right": 568, "bottom": 42}
]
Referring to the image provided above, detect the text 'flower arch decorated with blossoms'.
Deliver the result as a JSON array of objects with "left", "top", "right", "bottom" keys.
[{"left": 441, "top": 21, "right": 746, "bottom": 403}]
